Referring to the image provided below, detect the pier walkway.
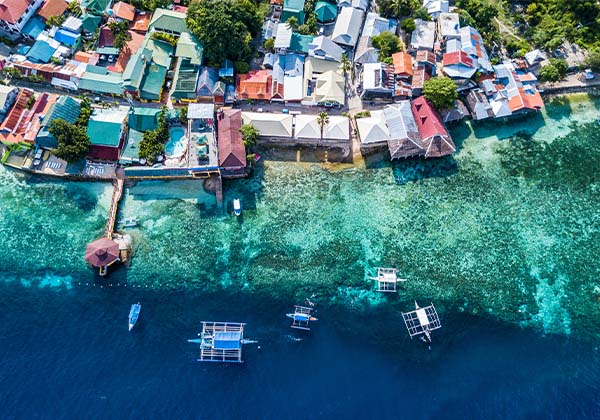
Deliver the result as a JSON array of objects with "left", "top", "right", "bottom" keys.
[{"left": 105, "top": 177, "right": 124, "bottom": 239}]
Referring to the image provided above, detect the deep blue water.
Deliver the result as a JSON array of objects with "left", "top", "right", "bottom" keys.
[{"left": 1, "top": 280, "right": 599, "bottom": 419}]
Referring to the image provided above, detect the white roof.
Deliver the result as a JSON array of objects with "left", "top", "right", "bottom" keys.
[
  {"left": 284, "top": 75, "right": 304, "bottom": 101},
  {"left": 410, "top": 19, "right": 435, "bottom": 50},
  {"left": 443, "top": 63, "right": 477, "bottom": 79},
  {"left": 525, "top": 49, "right": 546, "bottom": 66},
  {"left": 188, "top": 103, "right": 214, "bottom": 119},
  {"left": 424, "top": 0, "right": 448, "bottom": 15},
  {"left": 241, "top": 112, "right": 293, "bottom": 137},
  {"left": 294, "top": 115, "right": 321, "bottom": 139},
  {"left": 308, "top": 36, "right": 344, "bottom": 62},
  {"left": 361, "top": 12, "right": 397, "bottom": 38},
  {"left": 314, "top": 70, "right": 345, "bottom": 104},
  {"left": 356, "top": 110, "right": 389, "bottom": 145},
  {"left": 490, "top": 97, "right": 511, "bottom": 118},
  {"left": 445, "top": 38, "right": 461, "bottom": 53},
  {"left": 383, "top": 101, "right": 418, "bottom": 141},
  {"left": 90, "top": 107, "right": 128, "bottom": 123},
  {"left": 274, "top": 23, "right": 293, "bottom": 49},
  {"left": 62, "top": 16, "right": 83, "bottom": 33},
  {"left": 337, "top": 0, "right": 369, "bottom": 10},
  {"left": 438, "top": 13, "right": 459, "bottom": 38},
  {"left": 0, "top": 85, "right": 16, "bottom": 108},
  {"left": 460, "top": 26, "right": 492, "bottom": 72},
  {"left": 362, "top": 62, "right": 382, "bottom": 89},
  {"left": 331, "top": 7, "right": 364, "bottom": 47},
  {"left": 323, "top": 115, "right": 349, "bottom": 139}
]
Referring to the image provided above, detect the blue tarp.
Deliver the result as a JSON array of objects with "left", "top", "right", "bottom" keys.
[
  {"left": 23, "top": 16, "right": 45, "bottom": 39},
  {"left": 213, "top": 331, "right": 241, "bottom": 349},
  {"left": 54, "top": 29, "right": 80, "bottom": 47}
]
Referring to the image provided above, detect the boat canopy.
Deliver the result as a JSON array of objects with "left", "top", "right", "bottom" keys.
[{"left": 214, "top": 331, "right": 242, "bottom": 349}]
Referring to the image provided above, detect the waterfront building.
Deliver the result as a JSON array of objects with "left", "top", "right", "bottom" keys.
[
  {"left": 411, "top": 96, "right": 455, "bottom": 158},
  {"left": 216, "top": 109, "right": 246, "bottom": 176},
  {"left": 465, "top": 89, "right": 493, "bottom": 120},
  {"left": 0, "top": 91, "right": 54, "bottom": 146},
  {"left": 241, "top": 112, "right": 293, "bottom": 139},
  {"left": 35, "top": 95, "right": 80, "bottom": 149},
  {"left": 294, "top": 114, "right": 349, "bottom": 142},
  {"left": 86, "top": 108, "right": 128, "bottom": 160},
  {"left": 384, "top": 101, "right": 423, "bottom": 159}
]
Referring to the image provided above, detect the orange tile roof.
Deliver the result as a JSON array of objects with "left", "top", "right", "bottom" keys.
[
  {"left": 74, "top": 51, "right": 94, "bottom": 63},
  {"left": 520, "top": 87, "right": 544, "bottom": 110},
  {"left": 37, "top": 0, "right": 68, "bottom": 20},
  {"left": 112, "top": 1, "right": 135, "bottom": 21},
  {"left": 0, "top": 91, "right": 56, "bottom": 145},
  {"left": 236, "top": 70, "right": 272, "bottom": 100},
  {"left": 129, "top": 12, "right": 150, "bottom": 33},
  {"left": 111, "top": 30, "right": 144, "bottom": 73},
  {"left": 392, "top": 51, "right": 413, "bottom": 77},
  {"left": 0, "top": 0, "right": 31, "bottom": 25}
]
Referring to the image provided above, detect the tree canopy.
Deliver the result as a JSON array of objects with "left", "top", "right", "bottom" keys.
[
  {"left": 376, "top": 0, "right": 419, "bottom": 19},
  {"left": 240, "top": 124, "right": 259, "bottom": 147},
  {"left": 109, "top": 21, "right": 131, "bottom": 50},
  {"left": 186, "top": 0, "right": 261, "bottom": 66},
  {"left": 372, "top": 31, "right": 402, "bottom": 62},
  {"left": 423, "top": 77, "right": 458, "bottom": 110},
  {"left": 138, "top": 107, "right": 169, "bottom": 163},
  {"left": 538, "top": 59, "right": 567, "bottom": 83},
  {"left": 584, "top": 50, "right": 600, "bottom": 72},
  {"left": 49, "top": 119, "right": 91, "bottom": 163}
]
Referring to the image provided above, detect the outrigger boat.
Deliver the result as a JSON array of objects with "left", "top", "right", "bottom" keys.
[
  {"left": 401, "top": 300, "right": 441, "bottom": 343},
  {"left": 286, "top": 305, "right": 318, "bottom": 330},
  {"left": 129, "top": 303, "right": 141, "bottom": 331},
  {"left": 119, "top": 217, "right": 139, "bottom": 228},
  {"left": 233, "top": 198, "right": 242, "bottom": 216}
]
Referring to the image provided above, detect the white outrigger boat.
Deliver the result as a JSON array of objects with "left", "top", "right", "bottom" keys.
[
  {"left": 233, "top": 198, "right": 242, "bottom": 216},
  {"left": 119, "top": 217, "right": 139, "bottom": 228},
  {"left": 129, "top": 303, "right": 141, "bottom": 331},
  {"left": 286, "top": 305, "right": 318, "bottom": 330}
]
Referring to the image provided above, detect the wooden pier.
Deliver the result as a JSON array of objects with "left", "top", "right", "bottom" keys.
[{"left": 105, "top": 178, "right": 124, "bottom": 239}]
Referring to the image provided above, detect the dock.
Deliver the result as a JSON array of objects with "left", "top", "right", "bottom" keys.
[{"left": 105, "top": 177, "right": 124, "bottom": 239}]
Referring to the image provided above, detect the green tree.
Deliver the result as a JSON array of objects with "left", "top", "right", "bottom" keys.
[
  {"left": 549, "top": 58, "right": 568, "bottom": 77},
  {"left": 317, "top": 112, "right": 329, "bottom": 143},
  {"left": 138, "top": 130, "right": 164, "bottom": 163},
  {"left": 340, "top": 53, "right": 351, "bottom": 75},
  {"left": 179, "top": 107, "right": 188, "bottom": 125},
  {"left": 423, "top": 77, "right": 458, "bottom": 110},
  {"left": 538, "top": 64, "right": 562, "bottom": 82},
  {"left": 67, "top": 1, "right": 81, "bottom": 16},
  {"left": 401, "top": 18, "right": 416, "bottom": 33},
  {"left": 286, "top": 16, "right": 299, "bottom": 31},
  {"left": 371, "top": 31, "right": 402, "bottom": 61},
  {"left": 413, "top": 6, "right": 430, "bottom": 21},
  {"left": 49, "top": 119, "right": 91, "bottom": 162},
  {"left": 109, "top": 20, "right": 131, "bottom": 50},
  {"left": 584, "top": 50, "right": 600, "bottom": 72},
  {"left": 76, "top": 97, "right": 93, "bottom": 127},
  {"left": 46, "top": 14, "right": 66, "bottom": 28},
  {"left": 264, "top": 38, "right": 275, "bottom": 52},
  {"left": 240, "top": 124, "right": 259, "bottom": 147}
]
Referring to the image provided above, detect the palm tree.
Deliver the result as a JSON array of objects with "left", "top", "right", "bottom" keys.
[
  {"left": 340, "top": 53, "right": 351, "bottom": 76},
  {"left": 317, "top": 111, "right": 329, "bottom": 145}
]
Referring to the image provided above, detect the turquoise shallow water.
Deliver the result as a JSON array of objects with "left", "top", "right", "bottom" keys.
[{"left": 1, "top": 94, "right": 599, "bottom": 338}]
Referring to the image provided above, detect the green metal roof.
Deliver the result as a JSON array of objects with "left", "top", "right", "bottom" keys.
[
  {"left": 81, "top": 0, "right": 110, "bottom": 14},
  {"left": 282, "top": 0, "right": 305, "bottom": 24},
  {"left": 145, "top": 38, "right": 173, "bottom": 68},
  {"left": 81, "top": 13, "right": 102, "bottom": 33},
  {"left": 128, "top": 107, "right": 160, "bottom": 131},
  {"left": 122, "top": 47, "right": 152, "bottom": 90},
  {"left": 140, "top": 64, "right": 167, "bottom": 100},
  {"left": 120, "top": 128, "right": 143, "bottom": 163},
  {"left": 97, "top": 46, "right": 120, "bottom": 56},
  {"left": 175, "top": 32, "right": 203, "bottom": 65},
  {"left": 79, "top": 70, "right": 123, "bottom": 95},
  {"left": 86, "top": 110, "right": 127, "bottom": 147},
  {"left": 284, "top": 0, "right": 305, "bottom": 12},
  {"left": 315, "top": 1, "right": 337, "bottom": 22},
  {"left": 149, "top": 8, "right": 188, "bottom": 34},
  {"left": 170, "top": 58, "right": 200, "bottom": 99},
  {"left": 36, "top": 96, "right": 81, "bottom": 148},
  {"left": 290, "top": 33, "right": 314, "bottom": 54}
]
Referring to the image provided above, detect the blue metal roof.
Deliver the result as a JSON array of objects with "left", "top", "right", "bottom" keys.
[
  {"left": 54, "top": 29, "right": 80, "bottom": 46},
  {"left": 26, "top": 40, "right": 58, "bottom": 64},
  {"left": 23, "top": 16, "right": 45, "bottom": 39},
  {"left": 213, "top": 331, "right": 241, "bottom": 349}
]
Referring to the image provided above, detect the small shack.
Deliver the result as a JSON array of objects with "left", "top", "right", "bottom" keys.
[
  {"left": 85, "top": 237, "right": 120, "bottom": 275},
  {"left": 198, "top": 321, "right": 246, "bottom": 362}
]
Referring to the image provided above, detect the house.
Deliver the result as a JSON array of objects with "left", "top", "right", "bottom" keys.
[
  {"left": 51, "top": 59, "right": 87, "bottom": 90},
  {"left": 81, "top": 13, "right": 101, "bottom": 34},
  {"left": 308, "top": 36, "right": 344, "bottom": 62},
  {"left": 22, "top": 15, "right": 45, "bottom": 40},
  {"left": 294, "top": 114, "right": 349, "bottom": 141},
  {"left": 315, "top": 1, "right": 337, "bottom": 23},
  {"left": 337, "top": 0, "right": 369, "bottom": 11},
  {"left": 138, "top": 38, "right": 173, "bottom": 101},
  {"left": 385, "top": 101, "right": 423, "bottom": 159},
  {"left": 274, "top": 23, "right": 293, "bottom": 52},
  {"left": 354, "top": 12, "right": 397, "bottom": 64},
  {"left": 217, "top": 109, "right": 246, "bottom": 173},
  {"left": 170, "top": 31, "right": 204, "bottom": 100},
  {"left": 54, "top": 28, "right": 80, "bottom": 47},
  {"left": 392, "top": 51, "right": 413, "bottom": 79},
  {"left": 148, "top": 8, "right": 188, "bottom": 36},
  {"left": 237, "top": 70, "right": 273, "bottom": 100},
  {"left": 61, "top": 16, "right": 82, "bottom": 33},
  {"left": 86, "top": 108, "right": 128, "bottom": 160},
  {"left": 331, "top": 7, "right": 364, "bottom": 48},
  {"left": 112, "top": 1, "right": 136, "bottom": 21},
  {"left": 196, "top": 67, "right": 219, "bottom": 101},
  {"left": 0, "top": 0, "right": 44, "bottom": 38},
  {"left": 410, "top": 19, "right": 435, "bottom": 51},
  {"left": 411, "top": 66, "right": 428, "bottom": 96},
  {"left": 524, "top": 49, "right": 546, "bottom": 68},
  {"left": 289, "top": 33, "right": 314, "bottom": 54},
  {"left": 81, "top": 0, "right": 110, "bottom": 15},
  {"left": 356, "top": 110, "right": 390, "bottom": 146},
  {"left": 37, "top": 0, "right": 67, "bottom": 21},
  {"left": 35, "top": 95, "right": 80, "bottom": 148},
  {"left": 460, "top": 26, "right": 492, "bottom": 73},
  {"left": 437, "top": 12, "right": 460, "bottom": 40},
  {"left": 415, "top": 49, "right": 436, "bottom": 74},
  {"left": 241, "top": 111, "right": 293, "bottom": 138},
  {"left": 442, "top": 51, "right": 476, "bottom": 79},
  {"left": 270, "top": 0, "right": 283, "bottom": 19},
  {"left": 465, "top": 89, "right": 493, "bottom": 120},
  {"left": 422, "top": 0, "right": 448, "bottom": 19},
  {"left": 121, "top": 106, "right": 160, "bottom": 164},
  {"left": 0, "top": 88, "right": 34, "bottom": 145},
  {"left": 281, "top": 0, "right": 305, "bottom": 25},
  {"left": 0, "top": 91, "right": 53, "bottom": 146},
  {"left": 303, "top": 57, "right": 344, "bottom": 106},
  {"left": 130, "top": 11, "right": 150, "bottom": 33},
  {"left": 361, "top": 62, "right": 395, "bottom": 99},
  {"left": 188, "top": 103, "right": 214, "bottom": 127},
  {"left": 411, "top": 96, "right": 455, "bottom": 158},
  {"left": 0, "top": 85, "right": 18, "bottom": 123},
  {"left": 26, "top": 33, "right": 60, "bottom": 63},
  {"left": 487, "top": 62, "right": 544, "bottom": 118},
  {"left": 440, "top": 99, "right": 468, "bottom": 123}
]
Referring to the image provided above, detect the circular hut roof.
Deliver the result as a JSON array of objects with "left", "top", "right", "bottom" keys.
[
  {"left": 316, "top": 1, "right": 338, "bottom": 23},
  {"left": 85, "top": 237, "right": 120, "bottom": 267}
]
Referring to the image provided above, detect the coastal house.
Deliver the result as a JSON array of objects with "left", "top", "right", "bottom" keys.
[
  {"left": 486, "top": 62, "right": 544, "bottom": 118},
  {"left": 0, "top": 0, "right": 44, "bottom": 38},
  {"left": 148, "top": 8, "right": 188, "bottom": 36},
  {"left": 241, "top": 111, "right": 293, "bottom": 139},
  {"left": 460, "top": 26, "right": 493, "bottom": 73},
  {"left": 361, "top": 62, "right": 395, "bottom": 99},
  {"left": 437, "top": 13, "right": 460, "bottom": 40},
  {"left": 170, "top": 32, "right": 204, "bottom": 101},
  {"left": 86, "top": 108, "right": 128, "bottom": 160},
  {"left": 120, "top": 106, "right": 160, "bottom": 165},
  {"left": 385, "top": 101, "right": 423, "bottom": 159},
  {"left": 35, "top": 95, "right": 80, "bottom": 148},
  {"left": 392, "top": 51, "right": 413, "bottom": 80},
  {"left": 22, "top": 15, "right": 45, "bottom": 40},
  {"left": 410, "top": 19, "right": 435, "bottom": 51},
  {"left": 411, "top": 96, "right": 455, "bottom": 158},
  {"left": 308, "top": 36, "right": 344, "bottom": 62},
  {"left": 422, "top": 0, "right": 448, "bottom": 19},
  {"left": 465, "top": 89, "right": 493, "bottom": 120},
  {"left": 237, "top": 70, "right": 273, "bottom": 101},
  {"left": 0, "top": 88, "right": 34, "bottom": 145},
  {"left": 315, "top": 1, "right": 337, "bottom": 23},
  {"left": 0, "top": 86, "right": 19, "bottom": 123},
  {"left": 331, "top": 7, "right": 364, "bottom": 49},
  {"left": 442, "top": 50, "right": 476, "bottom": 79},
  {"left": 415, "top": 50, "right": 436, "bottom": 74},
  {"left": 356, "top": 109, "right": 390, "bottom": 147},
  {"left": 354, "top": 12, "right": 397, "bottom": 65},
  {"left": 293, "top": 114, "right": 349, "bottom": 142},
  {"left": 216, "top": 108, "right": 246, "bottom": 174},
  {"left": 281, "top": 0, "right": 305, "bottom": 25}
]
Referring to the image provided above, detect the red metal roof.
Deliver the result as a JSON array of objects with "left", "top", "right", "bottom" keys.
[
  {"left": 0, "top": 0, "right": 31, "bottom": 24},
  {"left": 37, "top": 0, "right": 68, "bottom": 20},
  {"left": 442, "top": 51, "right": 474, "bottom": 67},
  {"left": 112, "top": 1, "right": 135, "bottom": 21},
  {"left": 217, "top": 109, "right": 246, "bottom": 170},
  {"left": 411, "top": 96, "right": 455, "bottom": 158}
]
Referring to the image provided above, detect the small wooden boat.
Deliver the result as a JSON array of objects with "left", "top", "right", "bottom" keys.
[
  {"left": 119, "top": 217, "right": 138, "bottom": 228},
  {"left": 233, "top": 198, "right": 242, "bottom": 216},
  {"left": 129, "top": 303, "right": 141, "bottom": 331}
]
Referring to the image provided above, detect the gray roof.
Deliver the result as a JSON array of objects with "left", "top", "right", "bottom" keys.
[
  {"left": 188, "top": 103, "right": 214, "bottom": 120},
  {"left": 438, "top": 13, "right": 459, "bottom": 38},
  {"left": 410, "top": 19, "right": 435, "bottom": 50},
  {"left": 308, "top": 35, "right": 344, "bottom": 62},
  {"left": 331, "top": 7, "right": 364, "bottom": 47}
]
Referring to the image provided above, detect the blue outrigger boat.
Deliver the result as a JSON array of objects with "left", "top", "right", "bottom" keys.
[{"left": 129, "top": 303, "right": 141, "bottom": 331}]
